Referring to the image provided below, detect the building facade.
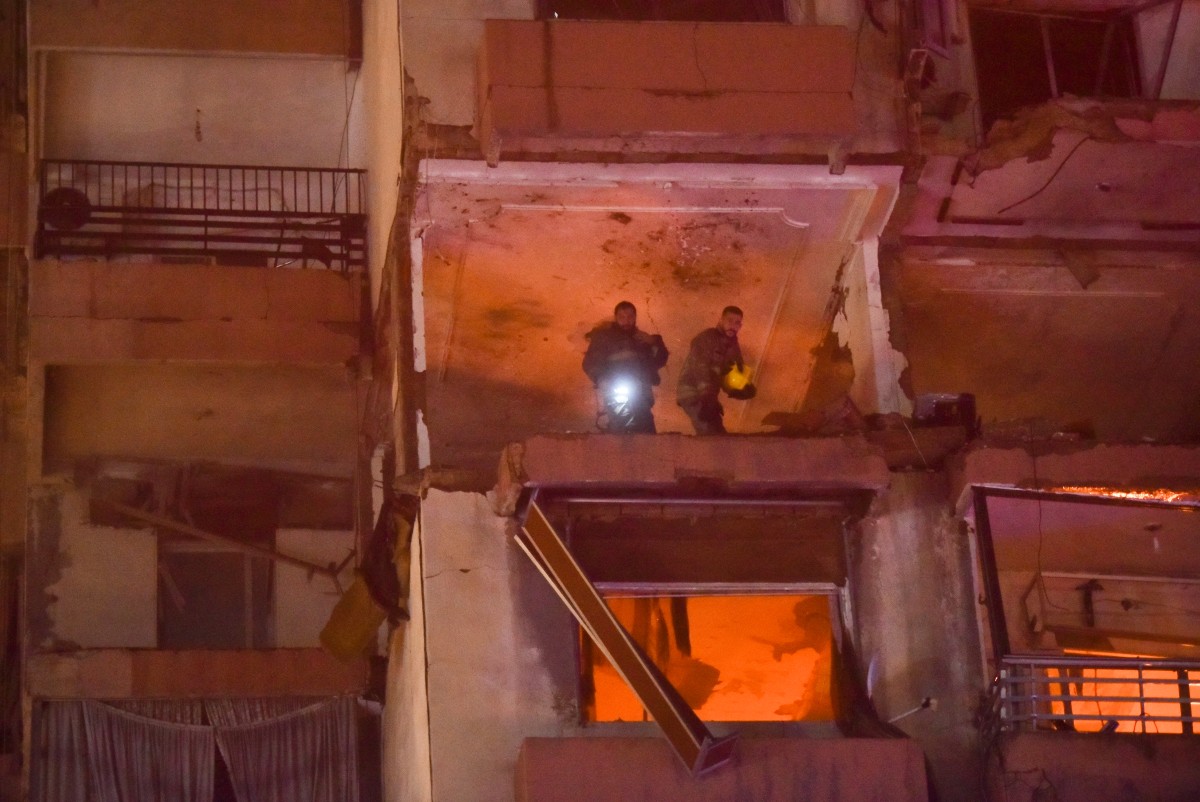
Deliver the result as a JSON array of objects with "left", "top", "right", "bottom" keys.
[{"left": 3, "top": 1, "right": 1200, "bottom": 800}]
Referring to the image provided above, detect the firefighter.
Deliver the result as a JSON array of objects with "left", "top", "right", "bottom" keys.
[{"left": 677, "top": 305, "right": 757, "bottom": 434}]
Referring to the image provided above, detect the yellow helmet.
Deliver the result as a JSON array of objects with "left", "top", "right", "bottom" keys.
[{"left": 722, "top": 363, "right": 751, "bottom": 392}]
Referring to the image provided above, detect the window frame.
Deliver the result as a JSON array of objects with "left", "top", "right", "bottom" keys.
[{"left": 972, "top": 484, "right": 1200, "bottom": 734}]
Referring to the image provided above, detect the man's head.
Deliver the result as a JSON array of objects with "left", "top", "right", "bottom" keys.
[
  {"left": 718, "top": 305, "right": 743, "bottom": 338},
  {"left": 614, "top": 301, "right": 637, "bottom": 331}
]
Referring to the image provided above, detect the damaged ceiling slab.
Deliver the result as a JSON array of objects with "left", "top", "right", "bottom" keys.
[
  {"left": 413, "top": 160, "right": 901, "bottom": 474},
  {"left": 906, "top": 102, "right": 1200, "bottom": 248}
]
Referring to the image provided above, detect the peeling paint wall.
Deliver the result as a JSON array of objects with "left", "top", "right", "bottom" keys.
[{"left": 28, "top": 486, "right": 156, "bottom": 650}]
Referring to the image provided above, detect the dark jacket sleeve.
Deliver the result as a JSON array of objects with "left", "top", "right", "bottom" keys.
[{"left": 582, "top": 329, "right": 609, "bottom": 385}]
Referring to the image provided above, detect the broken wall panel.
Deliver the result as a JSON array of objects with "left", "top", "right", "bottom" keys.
[
  {"left": 894, "top": 255, "right": 1200, "bottom": 443},
  {"left": 29, "top": 487, "right": 156, "bottom": 650},
  {"left": 274, "top": 528, "right": 356, "bottom": 648}
]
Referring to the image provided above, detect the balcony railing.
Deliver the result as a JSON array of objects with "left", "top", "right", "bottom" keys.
[
  {"left": 35, "top": 160, "right": 367, "bottom": 271},
  {"left": 991, "top": 654, "right": 1200, "bottom": 735}
]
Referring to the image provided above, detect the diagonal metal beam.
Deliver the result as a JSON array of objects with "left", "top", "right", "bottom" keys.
[
  {"left": 518, "top": 498, "right": 737, "bottom": 776},
  {"left": 93, "top": 497, "right": 349, "bottom": 585}
]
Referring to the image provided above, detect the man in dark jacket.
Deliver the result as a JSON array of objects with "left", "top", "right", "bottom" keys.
[
  {"left": 583, "top": 301, "right": 669, "bottom": 433},
  {"left": 677, "top": 305, "right": 756, "bottom": 434}
]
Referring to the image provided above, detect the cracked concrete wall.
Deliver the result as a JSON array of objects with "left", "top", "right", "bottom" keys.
[
  {"left": 850, "top": 470, "right": 984, "bottom": 802},
  {"left": 402, "top": 0, "right": 534, "bottom": 126},
  {"left": 415, "top": 488, "right": 576, "bottom": 802},
  {"left": 837, "top": 238, "right": 911, "bottom": 416}
]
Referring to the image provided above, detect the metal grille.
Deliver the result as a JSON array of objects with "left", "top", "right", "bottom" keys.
[
  {"left": 35, "top": 160, "right": 367, "bottom": 271},
  {"left": 995, "top": 654, "right": 1200, "bottom": 734}
]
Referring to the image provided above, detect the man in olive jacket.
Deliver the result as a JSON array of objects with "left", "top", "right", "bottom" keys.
[{"left": 677, "top": 305, "right": 756, "bottom": 434}]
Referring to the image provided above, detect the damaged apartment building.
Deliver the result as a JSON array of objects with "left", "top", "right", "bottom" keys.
[{"left": 1, "top": 0, "right": 1199, "bottom": 801}]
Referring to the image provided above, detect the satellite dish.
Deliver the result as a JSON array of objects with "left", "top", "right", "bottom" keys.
[{"left": 40, "top": 187, "right": 92, "bottom": 231}]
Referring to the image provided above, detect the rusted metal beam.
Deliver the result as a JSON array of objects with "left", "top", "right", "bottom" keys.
[{"left": 93, "top": 497, "right": 349, "bottom": 582}]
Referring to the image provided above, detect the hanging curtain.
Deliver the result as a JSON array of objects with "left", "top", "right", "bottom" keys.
[
  {"left": 31, "top": 696, "right": 359, "bottom": 802},
  {"left": 82, "top": 701, "right": 215, "bottom": 802},
  {"left": 212, "top": 696, "right": 360, "bottom": 802},
  {"left": 29, "top": 701, "right": 91, "bottom": 802},
  {"left": 204, "top": 696, "right": 316, "bottom": 727},
  {"left": 109, "top": 698, "right": 206, "bottom": 724}
]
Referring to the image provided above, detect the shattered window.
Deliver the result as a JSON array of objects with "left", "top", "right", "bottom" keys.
[{"left": 969, "top": 9, "right": 1140, "bottom": 130}]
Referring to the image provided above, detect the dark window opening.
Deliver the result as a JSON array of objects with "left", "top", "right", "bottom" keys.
[
  {"left": 970, "top": 9, "right": 1140, "bottom": 131},
  {"left": 537, "top": 0, "right": 787, "bottom": 22}
]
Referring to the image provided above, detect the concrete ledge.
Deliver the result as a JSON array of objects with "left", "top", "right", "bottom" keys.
[
  {"left": 30, "top": 0, "right": 352, "bottom": 55},
  {"left": 519, "top": 433, "right": 887, "bottom": 487},
  {"left": 30, "top": 317, "right": 359, "bottom": 364},
  {"left": 516, "top": 736, "right": 928, "bottom": 802},
  {"left": 951, "top": 443, "right": 1200, "bottom": 510},
  {"left": 493, "top": 434, "right": 889, "bottom": 515},
  {"left": 989, "top": 732, "right": 1200, "bottom": 802},
  {"left": 30, "top": 261, "right": 361, "bottom": 323},
  {"left": 26, "top": 648, "right": 370, "bottom": 699}
]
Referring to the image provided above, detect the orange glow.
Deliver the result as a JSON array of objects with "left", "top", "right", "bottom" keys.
[
  {"left": 586, "top": 595, "right": 834, "bottom": 723},
  {"left": 1051, "top": 486, "right": 1193, "bottom": 503},
  {"left": 1045, "top": 665, "right": 1197, "bottom": 734}
]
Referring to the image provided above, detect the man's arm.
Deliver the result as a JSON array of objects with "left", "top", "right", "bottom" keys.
[{"left": 582, "top": 330, "right": 608, "bottom": 385}]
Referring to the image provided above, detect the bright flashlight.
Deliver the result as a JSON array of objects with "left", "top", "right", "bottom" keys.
[{"left": 610, "top": 379, "right": 634, "bottom": 404}]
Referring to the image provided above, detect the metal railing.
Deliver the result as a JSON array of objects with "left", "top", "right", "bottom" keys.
[
  {"left": 994, "top": 654, "right": 1200, "bottom": 734},
  {"left": 35, "top": 159, "right": 367, "bottom": 271}
]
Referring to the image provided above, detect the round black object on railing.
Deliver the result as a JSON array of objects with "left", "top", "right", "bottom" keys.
[{"left": 40, "top": 187, "right": 92, "bottom": 231}]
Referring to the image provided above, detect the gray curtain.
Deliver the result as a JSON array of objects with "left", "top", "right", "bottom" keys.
[
  {"left": 82, "top": 702, "right": 214, "bottom": 802},
  {"left": 31, "top": 696, "right": 359, "bottom": 802},
  {"left": 29, "top": 701, "right": 91, "bottom": 802},
  {"left": 30, "top": 700, "right": 213, "bottom": 802},
  {"left": 211, "top": 696, "right": 360, "bottom": 802}
]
